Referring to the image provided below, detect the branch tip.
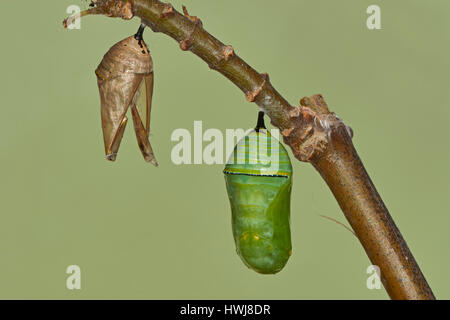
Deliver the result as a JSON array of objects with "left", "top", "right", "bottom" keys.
[
  {"left": 62, "top": 0, "right": 134, "bottom": 29},
  {"left": 63, "top": 8, "right": 99, "bottom": 29}
]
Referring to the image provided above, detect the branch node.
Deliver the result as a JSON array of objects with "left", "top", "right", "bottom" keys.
[
  {"left": 281, "top": 128, "right": 295, "bottom": 137},
  {"left": 222, "top": 45, "right": 235, "bottom": 60},
  {"left": 182, "top": 5, "right": 202, "bottom": 24},
  {"left": 245, "top": 92, "right": 257, "bottom": 102},
  {"left": 299, "top": 125, "right": 314, "bottom": 140},
  {"left": 300, "top": 94, "right": 330, "bottom": 115},
  {"left": 179, "top": 39, "right": 191, "bottom": 51},
  {"left": 280, "top": 105, "right": 329, "bottom": 162},
  {"left": 179, "top": 6, "right": 202, "bottom": 51},
  {"left": 162, "top": 4, "right": 175, "bottom": 18},
  {"left": 245, "top": 73, "right": 269, "bottom": 102},
  {"left": 98, "top": 0, "right": 134, "bottom": 19},
  {"left": 288, "top": 105, "right": 301, "bottom": 118},
  {"left": 209, "top": 45, "right": 235, "bottom": 70},
  {"left": 299, "top": 106, "right": 317, "bottom": 122}
]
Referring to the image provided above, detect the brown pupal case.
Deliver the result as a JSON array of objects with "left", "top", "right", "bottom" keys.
[{"left": 95, "top": 35, "right": 157, "bottom": 165}]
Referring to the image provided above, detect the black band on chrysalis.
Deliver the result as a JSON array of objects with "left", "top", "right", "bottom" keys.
[{"left": 255, "top": 111, "right": 266, "bottom": 132}]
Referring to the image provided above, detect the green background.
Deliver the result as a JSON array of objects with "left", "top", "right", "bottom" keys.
[{"left": 0, "top": 0, "right": 448, "bottom": 299}]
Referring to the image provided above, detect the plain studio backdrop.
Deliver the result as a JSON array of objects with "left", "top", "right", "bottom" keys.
[{"left": 0, "top": 0, "right": 448, "bottom": 299}]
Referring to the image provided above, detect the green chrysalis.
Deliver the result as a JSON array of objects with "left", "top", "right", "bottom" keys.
[{"left": 224, "top": 112, "right": 293, "bottom": 274}]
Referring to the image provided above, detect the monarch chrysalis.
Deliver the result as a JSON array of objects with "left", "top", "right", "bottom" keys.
[
  {"left": 224, "top": 112, "right": 293, "bottom": 274},
  {"left": 95, "top": 25, "right": 157, "bottom": 165}
]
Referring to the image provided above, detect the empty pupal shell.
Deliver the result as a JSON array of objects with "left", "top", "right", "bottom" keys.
[{"left": 95, "top": 35, "right": 157, "bottom": 165}]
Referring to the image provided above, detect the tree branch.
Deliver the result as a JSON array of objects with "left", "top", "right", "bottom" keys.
[{"left": 64, "top": 0, "right": 435, "bottom": 299}]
